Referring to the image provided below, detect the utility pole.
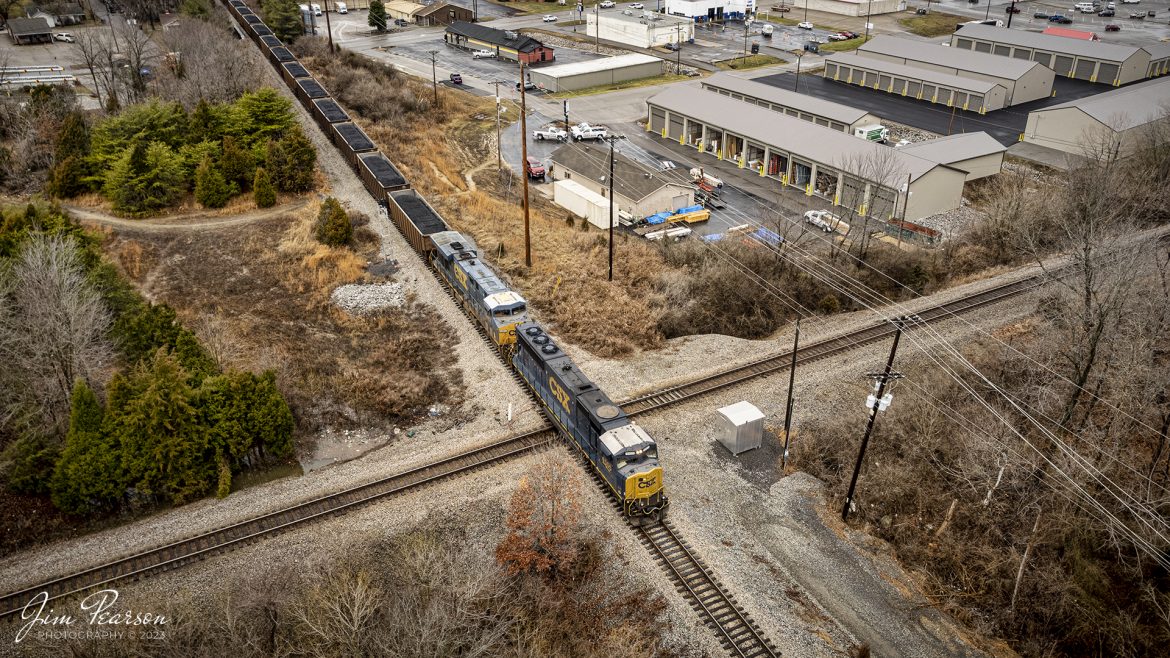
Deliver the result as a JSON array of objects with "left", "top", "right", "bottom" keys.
[
  {"left": 1007, "top": 0, "right": 1017, "bottom": 27},
  {"left": 594, "top": 2, "right": 600, "bottom": 53},
  {"left": 428, "top": 50, "right": 438, "bottom": 106},
  {"left": 984, "top": 0, "right": 992, "bottom": 21},
  {"left": 842, "top": 315, "right": 913, "bottom": 522},
  {"left": 520, "top": 59, "right": 532, "bottom": 268},
  {"left": 604, "top": 135, "right": 617, "bottom": 281},
  {"left": 863, "top": 0, "right": 872, "bottom": 41},
  {"left": 781, "top": 318, "right": 800, "bottom": 468},
  {"left": 675, "top": 25, "right": 682, "bottom": 73},
  {"left": 803, "top": 0, "right": 808, "bottom": 22},
  {"left": 743, "top": 20, "right": 749, "bottom": 67},
  {"left": 494, "top": 81, "right": 502, "bottom": 172},
  {"left": 324, "top": 0, "right": 334, "bottom": 52},
  {"left": 563, "top": 100, "right": 570, "bottom": 135},
  {"left": 793, "top": 50, "right": 804, "bottom": 93}
]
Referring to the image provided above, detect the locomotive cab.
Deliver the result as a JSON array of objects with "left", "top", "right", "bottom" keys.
[
  {"left": 599, "top": 424, "right": 667, "bottom": 521},
  {"left": 431, "top": 231, "right": 529, "bottom": 348}
]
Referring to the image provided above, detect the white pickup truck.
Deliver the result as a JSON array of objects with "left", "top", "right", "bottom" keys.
[
  {"left": 532, "top": 126, "right": 567, "bottom": 141},
  {"left": 571, "top": 123, "right": 608, "bottom": 141}
]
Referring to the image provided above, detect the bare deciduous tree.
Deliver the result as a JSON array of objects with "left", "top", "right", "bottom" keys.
[
  {"left": 0, "top": 234, "right": 114, "bottom": 438},
  {"left": 156, "top": 17, "right": 266, "bottom": 108}
]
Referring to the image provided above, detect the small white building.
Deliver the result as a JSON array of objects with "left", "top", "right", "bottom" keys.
[
  {"left": 793, "top": 0, "right": 904, "bottom": 17},
  {"left": 897, "top": 132, "right": 1006, "bottom": 181},
  {"left": 552, "top": 180, "right": 612, "bottom": 230},
  {"left": 664, "top": 0, "right": 754, "bottom": 22},
  {"left": 586, "top": 11, "right": 694, "bottom": 49},
  {"left": 715, "top": 401, "right": 765, "bottom": 455}
]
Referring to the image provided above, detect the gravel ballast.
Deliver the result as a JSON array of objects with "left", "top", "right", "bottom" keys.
[{"left": 330, "top": 281, "right": 405, "bottom": 314}]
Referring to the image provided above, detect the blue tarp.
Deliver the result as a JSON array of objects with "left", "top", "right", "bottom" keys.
[
  {"left": 675, "top": 205, "right": 705, "bottom": 215},
  {"left": 701, "top": 233, "right": 723, "bottom": 243},
  {"left": 752, "top": 228, "right": 784, "bottom": 246},
  {"left": 645, "top": 211, "right": 672, "bottom": 225}
]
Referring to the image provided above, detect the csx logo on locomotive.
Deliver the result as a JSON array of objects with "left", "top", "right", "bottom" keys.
[
  {"left": 548, "top": 376, "right": 571, "bottom": 411},
  {"left": 637, "top": 475, "right": 658, "bottom": 489}
]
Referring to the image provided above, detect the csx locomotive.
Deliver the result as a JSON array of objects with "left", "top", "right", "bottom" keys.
[{"left": 223, "top": 0, "right": 667, "bottom": 523}]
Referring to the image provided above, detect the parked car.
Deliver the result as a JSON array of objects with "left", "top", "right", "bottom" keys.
[
  {"left": 394, "top": 18, "right": 408, "bottom": 26},
  {"left": 1005, "top": 5, "right": 1021, "bottom": 13},
  {"left": 570, "top": 122, "right": 608, "bottom": 141},
  {"left": 449, "top": 73, "right": 463, "bottom": 84},
  {"left": 828, "top": 32, "right": 849, "bottom": 41},
  {"left": 797, "top": 20, "right": 813, "bottom": 29},
  {"left": 803, "top": 41, "right": 819, "bottom": 53},
  {"left": 53, "top": 32, "right": 75, "bottom": 42},
  {"left": 1120, "top": 0, "right": 1139, "bottom": 4},
  {"left": 336, "top": 2, "right": 347, "bottom": 13},
  {"left": 525, "top": 157, "right": 545, "bottom": 180},
  {"left": 542, "top": 14, "right": 557, "bottom": 21},
  {"left": 1033, "top": 11, "right": 1050, "bottom": 18},
  {"left": 1099, "top": 8, "right": 1115, "bottom": 15},
  {"left": 311, "top": 3, "right": 321, "bottom": 15},
  {"left": 532, "top": 126, "right": 567, "bottom": 141},
  {"left": 915, "top": 7, "right": 927, "bottom": 14},
  {"left": 599, "top": 0, "right": 615, "bottom": 6},
  {"left": 1148, "top": 9, "right": 1156, "bottom": 16},
  {"left": 773, "top": 4, "right": 791, "bottom": 11},
  {"left": 516, "top": 80, "right": 536, "bottom": 91},
  {"left": 629, "top": 2, "right": 644, "bottom": 7},
  {"left": 664, "top": 41, "right": 679, "bottom": 50},
  {"left": 472, "top": 50, "right": 494, "bottom": 59},
  {"left": 1130, "top": 11, "right": 1144, "bottom": 18},
  {"left": 1049, "top": 14, "right": 1073, "bottom": 23},
  {"left": 803, "top": 210, "right": 837, "bottom": 232},
  {"left": 1105, "top": 23, "right": 1121, "bottom": 30}
]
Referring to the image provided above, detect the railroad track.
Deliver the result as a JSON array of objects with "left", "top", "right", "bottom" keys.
[
  {"left": 640, "top": 521, "right": 778, "bottom": 658},
  {"left": 0, "top": 267, "right": 1050, "bottom": 630}
]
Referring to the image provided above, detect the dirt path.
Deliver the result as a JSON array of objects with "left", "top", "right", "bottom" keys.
[{"left": 64, "top": 198, "right": 310, "bottom": 232}]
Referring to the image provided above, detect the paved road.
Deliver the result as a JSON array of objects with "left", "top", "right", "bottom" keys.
[{"left": 752, "top": 71, "right": 1107, "bottom": 145}]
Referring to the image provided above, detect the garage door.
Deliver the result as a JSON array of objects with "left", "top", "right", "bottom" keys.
[
  {"left": 993, "top": 45, "right": 1011, "bottom": 57},
  {"left": 956, "top": 38, "right": 973, "bottom": 49},
  {"left": 815, "top": 118, "right": 830, "bottom": 127},
  {"left": 907, "top": 80, "right": 922, "bottom": 97},
  {"left": 1074, "top": 58, "right": 1096, "bottom": 81},
  {"left": 841, "top": 177, "right": 866, "bottom": 213},
  {"left": 1012, "top": 48, "right": 1031, "bottom": 60},
  {"left": 650, "top": 108, "right": 666, "bottom": 132},
  {"left": 870, "top": 187, "right": 897, "bottom": 219},
  {"left": 1032, "top": 52, "right": 1053, "bottom": 68},
  {"left": 671, "top": 194, "right": 689, "bottom": 210},
  {"left": 969, "top": 95, "right": 984, "bottom": 111},
  {"left": 1098, "top": 63, "right": 1120, "bottom": 84},
  {"left": 974, "top": 41, "right": 992, "bottom": 53},
  {"left": 826, "top": 63, "right": 838, "bottom": 78},
  {"left": 937, "top": 88, "right": 953, "bottom": 106},
  {"left": 922, "top": 84, "right": 937, "bottom": 100},
  {"left": 954, "top": 92, "right": 968, "bottom": 109},
  {"left": 792, "top": 161, "right": 812, "bottom": 186},
  {"left": 879, "top": 74, "right": 893, "bottom": 90},
  {"left": 667, "top": 114, "right": 684, "bottom": 139},
  {"left": 1054, "top": 55, "right": 1074, "bottom": 75},
  {"left": 830, "top": 122, "right": 845, "bottom": 132},
  {"left": 785, "top": 108, "right": 799, "bottom": 117}
]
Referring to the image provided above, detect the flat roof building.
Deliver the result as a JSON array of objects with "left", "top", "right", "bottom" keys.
[
  {"left": 824, "top": 52, "right": 1008, "bottom": 114},
  {"left": 646, "top": 86, "right": 970, "bottom": 221},
  {"left": 897, "top": 133, "right": 1006, "bottom": 181},
  {"left": 586, "top": 11, "right": 694, "bottom": 50},
  {"left": 549, "top": 141, "right": 694, "bottom": 219},
  {"left": 950, "top": 24, "right": 1170, "bottom": 85},
  {"left": 528, "top": 54, "right": 662, "bottom": 92},
  {"left": 701, "top": 72, "right": 880, "bottom": 133},
  {"left": 1023, "top": 76, "right": 1170, "bottom": 157},
  {"left": 857, "top": 35, "right": 1055, "bottom": 106}
]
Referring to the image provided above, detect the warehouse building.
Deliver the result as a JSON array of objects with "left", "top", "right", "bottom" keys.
[
  {"left": 857, "top": 35, "right": 1055, "bottom": 106},
  {"left": 414, "top": 2, "right": 473, "bottom": 26},
  {"left": 664, "top": 0, "right": 753, "bottom": 22},
  {"left": 824, "top": 52, "right": 1008, "bottom": 114},
  {"left": 950, "top": 24, "right": 1170, "bottom": 85},
  {"left": 788, "top": 0, "right": 901, "bottom": 16},
  {"left": 646, "top": 87, "right": 969, "bottom": 221},
  {"left": 1022, "top": 77, "right": 1170, "bottom": 157},
  {"left": 701, "top": 72, "right": 880, "bottom": 133},
  {"left": 549, "top": 142, "right": 695, "bottom": 219},
  {"left": 444, "top": 22, "right": 555, "bottom": 64},
  {"left": 586, "top": 11, "right": 694, "bottom": 49},
  {"left": 384, "top": 0, "right": 426, "bottom": 22},
  {"left": 528, "top": 54, "right": 662, "bottom": 93},
  {"left": 897, "top": 133, "right": 1006, "bottom": 181}
]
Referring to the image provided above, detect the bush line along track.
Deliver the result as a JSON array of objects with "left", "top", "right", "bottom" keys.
[{"left": 0, "top": 272, "right": 1046, "bottom": 620}]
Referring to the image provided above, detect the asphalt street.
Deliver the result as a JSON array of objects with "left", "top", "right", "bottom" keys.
[{"left": 753, "top": 71, "right": 1110, "bottom": 145}]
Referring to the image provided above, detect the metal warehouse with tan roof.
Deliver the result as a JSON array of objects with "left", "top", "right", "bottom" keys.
[
  {"left": 1022, "top": 77, "right": 1170, "bottom": 157},
  {"left": 950, "top": 24, "right": 1170, "bottom": 85},
  {"left": 824, "top": 52, "right": 1008, "bottom": 114},
  {"left": 856, "top": 35, "right": 1055, "bottom": 106},
  {"left": 896, "top": 133, "right": 1007, "bottom": 181},
  {"left": 700, "top": 72, "right": 880, "bottom": 133},
  {"left": 646, "top": 86, "right": 971, "bottom": 222},
  {"left": 528, "top": 54, "right": 663, "bottom": 93}
]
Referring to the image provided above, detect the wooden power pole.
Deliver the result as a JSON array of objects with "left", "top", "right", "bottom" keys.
[{"left": 519, "top": 60, "right": 532, "bottom": 268}]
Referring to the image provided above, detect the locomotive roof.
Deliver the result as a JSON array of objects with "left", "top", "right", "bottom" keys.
[
  {"left": 517, "top": 323, "right": 630, "bottom": 431},
  {"left": 432, "top": 232, "right": 512, "bottom": 297}
]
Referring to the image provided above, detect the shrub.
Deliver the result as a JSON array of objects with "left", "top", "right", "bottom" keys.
[
  {"left": 266, "top": 126, "right": 315, "bottom": 193},
  {"left": 1, "top": 435, "right": 59, "bottom": 495},
  {"left": 50, "top": 380, "right": 124, "bottom": 514},
  {"left": 369, "top": 0, "right": 387, "bottom": 30},
  {"left": 315, "top": 197, "right": 352, "bottom": 246},
  {"left": 253, "top": 167, "right": 276, "bottom": 208},
  {"left": 219, "top": 135, "right": 254, "bottom": 191},
  {"left": 104, "top": 141, "right": 187, "bottom": 216},
  {"left": 194, "top": 154, "right": 233, "bottom": 208}
]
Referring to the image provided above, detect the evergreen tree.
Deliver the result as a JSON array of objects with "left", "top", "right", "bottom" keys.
[
  {"left": 267, "top": 126, "right": 316, "bottom": 193},
  {"left": 265, "top": 0, "right": 304, "bottom": 44},
  {"left": 315, "top": 197, "right": 352, "bottom": 246},
  {"left": 253, "top": 167, "right": 276, "bottom": 208},
  {"left": 187, "top": 98, "right": 225, "bottom": 144},
  {"left": 50, "top": 380, "right": 124, "bottom": 514},
  {"left": 197, "top": 369, "right": 294, "bottom": 470},
  {"left": 369, "top": 0, "right": 387, "bottom": 31},
  {"left": 104, "top": 141, "right": 187, "bottom": 216},
  {"left": 219, "top": 135, "right": 254, "bottom": 191},
  {"left": 46, "top": 155, "right": 89, "bottom": 199},
  {"left": 56, "top": 111, "right": 91, "bottom": 161},
  {"left": 231, "top": 88, "right": 295, "bottom": 148},
  {"left": 1, "top": 435, "right": 59, "bottom": 496},
  {"left": 179, "top": 0, "right": 211, "bottom": 17},
  {"left": 195, "top": 154, "right": 232, "bottom": 209},
  {"left": 113, "top": 302, "right": 217, "bottom": 380},
  {"left": 109, "top": 350, "right": 213, "bottom": 505}
]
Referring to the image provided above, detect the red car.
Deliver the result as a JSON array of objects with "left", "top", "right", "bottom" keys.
[{"left": 525, "top": 156, "right": 545, "bottom": 180}]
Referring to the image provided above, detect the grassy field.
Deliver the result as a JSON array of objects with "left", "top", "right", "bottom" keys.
[
  {"left": 899, "top": 11, "right": 965, "bottom": 37},
  {"left": 715, "top": 54, "right": 786, "bottom": 71},
  {"left": 549, "top": 73, "right": 690, "bottom": 98},
  {"left": 816, "top": 35, "right": 871, "bottom": 53}
]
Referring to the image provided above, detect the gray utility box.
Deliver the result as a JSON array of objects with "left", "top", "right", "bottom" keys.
[{"left": 715, "top": 401, "right": 765, "bottom": 455}]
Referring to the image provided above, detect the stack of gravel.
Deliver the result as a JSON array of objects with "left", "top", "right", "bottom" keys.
[{"left": 331, "top": 282, "right": 405, "bottom": 314}]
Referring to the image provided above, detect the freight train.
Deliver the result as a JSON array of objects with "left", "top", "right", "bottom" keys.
[{"left": 221, "top": 0, "right": 667, "bottom": 522}]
